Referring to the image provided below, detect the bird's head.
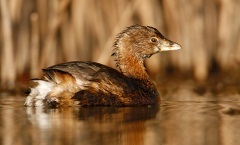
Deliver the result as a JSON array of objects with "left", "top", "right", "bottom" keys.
[{"left": 112, "top": 25, "right": 181, "bottom": 60}]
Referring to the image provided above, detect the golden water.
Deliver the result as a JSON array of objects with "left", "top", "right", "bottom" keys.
[{"left": 1, "top": 91, "right": 240, "bottom": 145}]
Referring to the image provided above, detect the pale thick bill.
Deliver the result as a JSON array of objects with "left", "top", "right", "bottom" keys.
[{"left": 160, "top": 43, "right": 181, "bottom": 51}]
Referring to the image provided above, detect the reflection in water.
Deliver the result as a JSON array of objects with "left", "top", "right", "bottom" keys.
[
  {"left": 1, "top": 96, "right": 240, "bottom": 145},
  {"left": 24, "top": 104, "right": 159, "bottom": 145},
  {"left": 76, "top": 106, "right": 159, "bottom": 145}
]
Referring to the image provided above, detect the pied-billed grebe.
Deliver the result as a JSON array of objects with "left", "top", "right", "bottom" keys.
[{"left": 25, "top": 25, "right": 181, "bottom": 107}]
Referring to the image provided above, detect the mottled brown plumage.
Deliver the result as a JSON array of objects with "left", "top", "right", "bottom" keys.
[{"left": 25, "top": 25, "right": 181, "bottom": 107}]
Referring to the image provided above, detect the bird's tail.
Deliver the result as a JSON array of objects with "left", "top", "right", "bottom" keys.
[{"left": 24, "top": 79, "right": 55, "bottom": 107}]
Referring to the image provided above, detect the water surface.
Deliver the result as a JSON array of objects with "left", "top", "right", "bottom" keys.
[{"left": 1, "top": 91, "right": 240, "bottom": 145}]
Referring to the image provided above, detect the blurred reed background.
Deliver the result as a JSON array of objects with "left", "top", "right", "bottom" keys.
[{"left": 0, "top": 0, "right": 240, "bottom": 89}]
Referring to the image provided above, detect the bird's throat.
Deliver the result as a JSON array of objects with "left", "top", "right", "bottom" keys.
[{"left": 115, "top": 51, "right": 150, "bottom": 81}]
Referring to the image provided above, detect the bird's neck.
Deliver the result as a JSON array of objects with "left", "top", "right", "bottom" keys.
[{"left": 114, "top": 49, "right": 150, "bottom": 81}]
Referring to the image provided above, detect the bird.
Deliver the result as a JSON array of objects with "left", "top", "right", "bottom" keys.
[{"left": 24, "top": 24, "right": 181, "bottom": 107}]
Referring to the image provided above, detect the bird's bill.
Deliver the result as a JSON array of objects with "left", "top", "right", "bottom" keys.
[{"left": 158, "top": 39, "right": 181, "bottom": 51}]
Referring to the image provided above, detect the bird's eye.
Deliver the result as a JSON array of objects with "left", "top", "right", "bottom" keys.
[{"left": 150, "top": 37, "right": 158, "bottom": 43}]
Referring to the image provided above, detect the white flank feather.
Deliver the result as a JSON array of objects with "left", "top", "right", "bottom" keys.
[{"left": 24, "top": 80, "right": 55, "bottom": 107}]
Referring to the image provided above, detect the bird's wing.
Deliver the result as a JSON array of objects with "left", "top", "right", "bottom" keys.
[{"left": 42, "top": 61, "right": 125, "bottom": 84}]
